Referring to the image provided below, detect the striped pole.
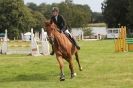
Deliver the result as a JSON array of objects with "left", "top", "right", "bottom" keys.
[{"left": 115, "top": 26, "right": 127, "bottom": 52}]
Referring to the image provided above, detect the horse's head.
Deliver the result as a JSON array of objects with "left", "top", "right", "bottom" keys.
[{"left": 44, "top": 21, "right": 57, "bottom": 38}]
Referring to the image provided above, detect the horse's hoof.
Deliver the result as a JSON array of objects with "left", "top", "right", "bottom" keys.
[
  {"left": 60, "top": 75, "right": 65, "bottom": 81},
  {"left": 60, "top": 77, "right": 65, "bottom": 81},
  {"left": 74, "top": 73, "right": 77, "bottom": 76},
  {"left": 79, "top": 67, "right": 83, "bottom": 71},
  {"left": 71, "top": 73, "right": 77, "bottom": 79},
  {"left": 60, "top": 78, "right": 65, "bottom": 81}
]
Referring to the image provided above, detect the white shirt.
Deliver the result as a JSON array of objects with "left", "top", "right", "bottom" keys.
[{"left": 55, "top": 16, "right": 58, "bottom": 22}]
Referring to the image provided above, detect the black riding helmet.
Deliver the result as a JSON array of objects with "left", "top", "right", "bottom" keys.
[{"left": 52, "top": 7, "right": 59, "bottom": 12}]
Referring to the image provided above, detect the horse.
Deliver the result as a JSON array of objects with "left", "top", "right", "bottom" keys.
[{"left": 44, "top": 21, "right": 82, "bottom": 81}]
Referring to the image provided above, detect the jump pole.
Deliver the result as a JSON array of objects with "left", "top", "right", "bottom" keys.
[
  {"left": 31, "top": 28, "right": 41, "bottom": 56},
  {"left": 41, "top": 28, "right": 50, "bottom": 55},
  {"left": 1, "top": 29, "right": 8, "bottom": 54}
]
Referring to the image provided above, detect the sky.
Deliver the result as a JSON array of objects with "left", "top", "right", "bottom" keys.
[{"left": 24, "top": 0, "right": 104, "bottom": 12}]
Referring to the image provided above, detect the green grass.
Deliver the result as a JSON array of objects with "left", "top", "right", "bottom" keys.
[{"left": 0, "top": 40, "right": 133, "bottom": 88}]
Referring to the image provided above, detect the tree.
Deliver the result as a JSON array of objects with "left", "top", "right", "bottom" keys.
[
  {"left": 32, "top": 11, "right": 46, "bottom": 32},
  {"left": 27, "top": 2, "right": 38, "bottom": 11},
  {"left": 92, "top": 12, "right": 104, "bottom": 23},
  {"left": 82, "top": 28, "right": 93, "bottom": 36},
  {"left": 0, "top": 1, "right": 92, "bottom": 39},
  {"left": 28, "top": 2, "right": 92, "bottom": 28},
  {"left": 37, "top": 3, "right": 52, "bottom": 19},
  {"left": 0, "top": 0, "right": 29, "bottom": 38},
  {"left": 127, "top": 0, "right": 133, "bottom": 25},
  {"left": 102, "top": 0, "right": 129, "bottom": 28},
  {"left": 57, "top": 3, "right": 92, "bottom": 27},
  {"left": 0, "top": 0, "right": 45, "bottom": 39},
  {"left": 65, "top": 0, "right": 73, "bottom": 4}
]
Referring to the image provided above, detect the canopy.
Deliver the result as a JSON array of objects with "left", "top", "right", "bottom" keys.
[{"left": 24, "top": 32, "right": 31, "bottom": 36}]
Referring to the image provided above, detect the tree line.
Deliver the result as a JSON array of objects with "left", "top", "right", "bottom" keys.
[
  {"left": 0, "top": 0, "right": 92, "bottom": 39},
  {"left": 102, "top": 0, "right": 133, "bottom": 29}
]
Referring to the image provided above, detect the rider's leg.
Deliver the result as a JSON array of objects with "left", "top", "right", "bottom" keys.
[
  {"left": 50, "top": 45, "right": 54, "bottom": 55},
  {"left": 70, "top": 36, "right": 80, "bottom": 50},
  {"left": 64, "top": 30, "right": 80, "bottom": 50},
  {"left": 48, "top": 37, "right": 54, "bottom": 55}
]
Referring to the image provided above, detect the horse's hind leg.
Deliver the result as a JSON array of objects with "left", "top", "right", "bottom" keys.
[
  {"left": 56, "top": 56, "right": 65, "bottom": 81},
  {"left": 75, "top": 52, "right": 82, "bottom": 71}
]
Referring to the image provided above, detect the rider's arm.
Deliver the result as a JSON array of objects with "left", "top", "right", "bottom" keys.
[{"left": 60, "top": 15, "right": 66, "bottom": 32}]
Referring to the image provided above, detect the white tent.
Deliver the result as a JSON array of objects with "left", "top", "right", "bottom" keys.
[
  {"left": 24, "top": 32, "right": 31, "bottom": 36},
  {"left": 24, "top": 32, "right": 32, "bottom": 41}
]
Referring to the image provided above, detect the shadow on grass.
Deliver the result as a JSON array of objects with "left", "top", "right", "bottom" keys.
[{"left": 0, "top": 73, "right": 58, "bottom": 82}]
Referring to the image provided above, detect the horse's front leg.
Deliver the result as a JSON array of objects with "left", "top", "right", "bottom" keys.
[
  {"left": 56, "top": 55, "right": 65, "bottom": 81},
  {"left": 69, "top": 57, "right": 76, "bottom": 79}
]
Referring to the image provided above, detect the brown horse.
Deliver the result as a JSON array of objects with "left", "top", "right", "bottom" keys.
[{"left": 44, "top": 22, "right": 82, "bottom": 81}]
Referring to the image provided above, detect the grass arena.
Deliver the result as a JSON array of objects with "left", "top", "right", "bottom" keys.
[{"left": 0, "top": 40, "right": 133, "bottom": 88}]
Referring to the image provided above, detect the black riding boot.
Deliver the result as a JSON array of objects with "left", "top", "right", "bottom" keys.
[
  {"left": 71, "top": 37, "right": 80, "bottom": 50},
  {"left": 49, "top": 38, "right": 54, "bottom": 55},
  {"left": 64, "top": 32, "right": 80, "bottom": 50},
  {"left": 50, "top": 45, "right": 54, "bottom": 55}
]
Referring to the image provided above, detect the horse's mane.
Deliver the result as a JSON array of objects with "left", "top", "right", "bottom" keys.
[
  {"left": 45, "top": 21, "right": 60, "bottom": 32},
  {"left": 51, "top": 24, "right": 68, "bottom": 55}
]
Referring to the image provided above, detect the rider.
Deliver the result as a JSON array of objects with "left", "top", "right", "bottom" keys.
[{"left": 50, "top": 7, "right": 80, "bottom": 55}]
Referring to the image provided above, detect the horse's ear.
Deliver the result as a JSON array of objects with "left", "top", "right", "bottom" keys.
[
  {"left": 50, "top": 20, "right": 54, "bottom": 24},
  {"left": 45, "top": 21, "right": 51, "bottom": 27},
  {"left": 51, "top": 22, "right": 56, "bottom": 28},
  {"left": 51, "top": 22, "right": 54, "bottom": 25}
]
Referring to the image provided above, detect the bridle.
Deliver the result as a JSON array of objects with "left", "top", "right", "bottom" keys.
[{"left": 45, "top": 27, "right": 55, "bottom": 45}]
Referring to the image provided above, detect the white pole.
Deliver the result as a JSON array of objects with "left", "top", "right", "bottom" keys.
[
  {"left": 31, "top": 28, "right": 41, "bottom": 56},
  {"left": 41, "top": 28, "right": 50, "bottom": 55},
  {"left": 1, "top": 29, "right": 8, "bottom": 54}
]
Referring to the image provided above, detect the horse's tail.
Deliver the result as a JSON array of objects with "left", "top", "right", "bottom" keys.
[{"left": 75, "top": 52, "right": 82, "bottom": 71}]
